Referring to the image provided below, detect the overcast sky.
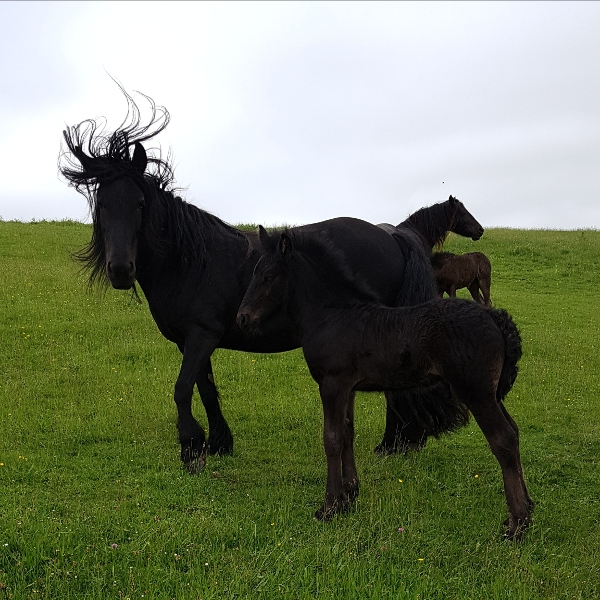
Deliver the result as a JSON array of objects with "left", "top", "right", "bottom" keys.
[{"left": 1, "top": 1, "right": 599, "bottom": 228}]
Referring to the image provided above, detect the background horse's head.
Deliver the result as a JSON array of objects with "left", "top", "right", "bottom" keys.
[
  {"left": 59, "top": 87, "right": 172, "bottom": 290},
  {"left": 447, "top": 196, "right": 484, "bottom": 241}
]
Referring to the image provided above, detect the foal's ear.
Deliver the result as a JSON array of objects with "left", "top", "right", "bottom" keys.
[
  {"left": 131, "top": 142, "right": 148, "bottom": 174},
  {"left": 278, "top": 231, "right": 293, "bottom": 259},
  {"left": 258, "top": 225, "right": 277, "bottom": 252}
]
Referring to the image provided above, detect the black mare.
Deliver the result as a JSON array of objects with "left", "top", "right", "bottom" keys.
[
  {"left": 59, "top": 90, "right": 484, "bottom": 471},
  {"left": 237, "top": 228, "right": 532, "bottom": 540},
  {"left": 375, "top": 196, "right": 485, "bottom": 453}
]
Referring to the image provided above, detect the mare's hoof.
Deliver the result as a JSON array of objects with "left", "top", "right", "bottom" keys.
[
  {"left": 182, "top": 444, "right": 207, "bottom": 475},
  {"left": 207, "top": 427, "right": 234, "bottom": 456}
]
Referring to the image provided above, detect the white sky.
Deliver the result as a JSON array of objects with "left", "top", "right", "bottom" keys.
[{"left": 1, "top": 1, "right": 599, "bottom": 228}]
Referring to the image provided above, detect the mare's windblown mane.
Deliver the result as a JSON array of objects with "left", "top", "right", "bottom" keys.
[{"left": 59, "top": 85, "right": 174, "bottom": 201}]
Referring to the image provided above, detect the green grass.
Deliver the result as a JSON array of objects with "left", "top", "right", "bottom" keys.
[{"left": 1, "top": 221, "right": 599, "bottom": 599}]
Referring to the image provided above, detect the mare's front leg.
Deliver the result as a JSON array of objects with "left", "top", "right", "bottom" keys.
[
  {"left": 315, "top": 377, "right": 355, "bottom": 521},
  {"left": 196, "top": 359, "right": 233, "bottom": 455},
  {"left": 175, "top": 328, "right": 220, "bottom": 474}
]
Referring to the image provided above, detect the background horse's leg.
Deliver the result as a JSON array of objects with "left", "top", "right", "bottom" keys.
[
  {"left": 315, "top": 377, "right": 352, "bottom": 520},
  {"left": 464, "top": 390, "right": 532, "bottom": 540},
  {"left": 467, "top": 281, "right": 485, "bottom": 305},
  {"left": 175, "top": 330, "right": 220, "bottom": 474},
  {"left": 196, "top": 359, "right": 233, "bottom": 455},
  {"left": 479, "top": 276, "right": 492, "bottom": 307},
  {"left": 341, "top": 391, "right": 359, "bottom": 503}
]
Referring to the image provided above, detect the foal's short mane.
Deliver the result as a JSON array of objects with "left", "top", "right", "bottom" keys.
[{"left": 282, "top": 229, "right": 379, "bottom": 305}]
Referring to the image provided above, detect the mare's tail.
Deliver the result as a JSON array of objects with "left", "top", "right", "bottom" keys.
[
  {"left": 382, "top": 229, "right": 469, "bottom": 446},
  {"left": 488, "top": 308, "right": 523, "bottom": 401},
  {"left": 391, "top": 230, "right": 438, "bottom": 305}
]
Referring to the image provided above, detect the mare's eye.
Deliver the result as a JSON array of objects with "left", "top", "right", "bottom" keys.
[
  {"left": 137, "top": 202, "right": 145, "bottom": 210},
  {"left": 264, "top": 275, "right": 275, "bottom": 284}
]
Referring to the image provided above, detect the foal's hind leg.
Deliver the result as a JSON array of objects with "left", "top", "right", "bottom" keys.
[
  {"left": 341, "top": 391, "right": 359, "bottom": 503},
  {"left": 499, "top": 403, "right": 533, "bottom": 511},
  {"left": 463, "top": 391, "right": 532, "bottom": 540}
]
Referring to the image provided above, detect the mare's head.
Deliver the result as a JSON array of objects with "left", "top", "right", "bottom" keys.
[
  {"left": 447, "top": 196, "right": 484, "bottom": 241},
  {"left": 59, "top": 89, "right": 171, "bottom": 290},
  {"left": 237, "top": 226, "right": 292, "bottom": 335}
]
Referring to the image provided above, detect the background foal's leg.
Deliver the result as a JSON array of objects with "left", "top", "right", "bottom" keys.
[{"left": 467, "top": 281, "right": 485, "bottom": 305}]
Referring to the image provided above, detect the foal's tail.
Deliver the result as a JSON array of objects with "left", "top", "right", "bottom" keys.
[{"left": 489, "top": 308, "right": 523, "bottom": 401}]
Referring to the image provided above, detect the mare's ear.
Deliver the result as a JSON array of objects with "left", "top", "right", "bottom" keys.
[
  {"left": 258, "top": 225, "right": 277, "bottom": 252},
  {"left": 131, "top": 142, "right": 148, "bottom": 174},
  {"left": 278, "top": 231, "right": 293, "bottom": 259},
  {"left": 69, "top": 139, "right": 95, "bottom": 173}
]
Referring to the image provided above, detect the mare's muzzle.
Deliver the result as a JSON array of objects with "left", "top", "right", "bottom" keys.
[{"left": 107, "top": 260, "right": 136, "bottom": 289}]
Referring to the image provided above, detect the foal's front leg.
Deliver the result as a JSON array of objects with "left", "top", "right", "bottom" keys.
[{"left": 315, "top": 377, "right": 355, "bottom": 521}]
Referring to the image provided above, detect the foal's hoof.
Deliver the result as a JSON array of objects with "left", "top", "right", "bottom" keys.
[
  {"left": 314, "top": 496, "right": 352, "bottom": 521},
  {"left": 182, "top": 444, "right": 207, "bottom": 475},
  {"left": 207, "top": 424, "right": 234, "bottom": 456},
  {"left": 503, "top": 516, "right": 532, "bottom": 542}
]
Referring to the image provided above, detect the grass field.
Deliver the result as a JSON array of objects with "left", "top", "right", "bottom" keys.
[{"left": 1, "top": 220, "right": 599, "bottom": 599}]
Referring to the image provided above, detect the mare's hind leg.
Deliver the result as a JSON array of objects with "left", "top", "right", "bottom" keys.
[
  {"left": 467, "top": 281, "right": 485, "bottom": 305},
  {"left": 315, "top": 377, "right": 355, "bottom": 521},
  {"left": 375, "top": 390, "right": 427, "bottom": 454},
  {"left": 196, "top": 359, "right": 233, "bottom": 456},
  {"left": 461, "top": 389, "right": 532, "bottom": 540}
]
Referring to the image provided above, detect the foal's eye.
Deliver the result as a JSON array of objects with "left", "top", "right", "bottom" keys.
[{"left": 264, "top": 275, "right": 275, "bottom": 284}]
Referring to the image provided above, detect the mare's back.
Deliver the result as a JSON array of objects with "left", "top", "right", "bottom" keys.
[{"left": 296, "top": 217, "right": 406, "bottom": 306}]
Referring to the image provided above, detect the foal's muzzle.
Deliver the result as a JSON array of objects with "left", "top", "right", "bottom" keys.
[{"left": 236, "top": 311, "right": 260, "bottom": 336}]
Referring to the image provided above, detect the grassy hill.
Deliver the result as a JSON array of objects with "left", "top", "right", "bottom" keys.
[{"left": 1, "top": 221, "right": 599, "bottom": 598}]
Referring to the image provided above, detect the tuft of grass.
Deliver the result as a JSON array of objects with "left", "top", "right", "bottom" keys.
[{"left": 1, "top": 221, "right": 599, "bottom": 598}]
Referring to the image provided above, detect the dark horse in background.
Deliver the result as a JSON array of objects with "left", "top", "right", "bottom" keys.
[
  {"left": 431, "top": 251, "right": 492, "bottom": 307},
  {"left": 59, "top": 88, "right": 484, "bottom": 472},
  {"left": 237, "top": 228, "right": 532, "bottom": 540}
]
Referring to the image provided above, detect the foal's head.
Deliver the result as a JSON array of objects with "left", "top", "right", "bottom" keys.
[{"left": 237, "top": 226, "right": 292, "bottom": 335}]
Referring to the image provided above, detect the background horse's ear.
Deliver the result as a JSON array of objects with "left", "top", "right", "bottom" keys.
[
  {"left": 448, "top": 195, "right": 458, "bottom": 207},
  {"left": 279, "top": 231, "right": 293, "bottom": 258},
  {"left": 131, "top": 142, "right": 148, "bottom": 174}
]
